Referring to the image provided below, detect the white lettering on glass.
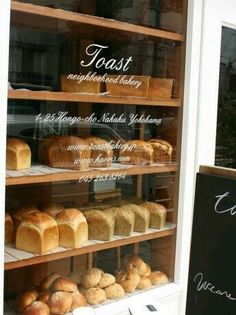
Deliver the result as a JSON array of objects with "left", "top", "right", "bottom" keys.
[{"left": 80, "top": 44, "right": 133, "bottom": 71}]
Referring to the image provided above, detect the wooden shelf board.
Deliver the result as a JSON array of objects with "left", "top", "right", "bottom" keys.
[
  {"left": 4, "top": 224, "right": 175, "bottom": 270},
  {"left": 6, "top": 164, "right": 178, "bottom": 186},
  {"left": 11, "top": 1, "right": 183, "bottom": 42},
  {"left": 8, "top": 90, "right": 181, "bottom": 107}
]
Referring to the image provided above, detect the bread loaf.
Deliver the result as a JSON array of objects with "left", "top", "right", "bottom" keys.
[
  {"left": 137, "top": 277, "right": 152, "bottom": 290},
  {"left": 12, "top": 205, "right": 39, "bottom": 231},
  {"left": 121, "top": 204, "right": 150, "bottom": 232},
  {"left": 46, "top": 291, "right": 72, "bottom": 315},
  {"left": 5, "top": 212, "right": 14, "bottom": 244},
  {"left": 83, "top": 210, "right": 115, "bottom": 241},
  {"left": 40, "top": 202, "right": 64, "bottom": 218},
  {"left": 149, "top": 139, "right": 173, "bottom": 163},
  {"left": 70, "top": 290, "right": 87, "bottom": 311},
  {"left": 37, "top": 291, "right": 50, "bottom": 304},
  {"left": 23, "top": 301, "right": 50, "bottom": 315},
  {"left": 38, "top": 136, "right": 90, "bottom": 170},
  {"left": 116, "top": 270, "right": 140, "bottom": 293},
  {"left": 125, "top": 255, "right": 150, "bottom": 277},
  {"left": 119, "top": 140, "right": 153, "bottom": 165},
  {"left": 104, "top": 283, "right": 125, "bottom": 299},
  {"left": 56, "top": 208, "right": 88, "bottom": 248},
  {"left": 98, "top": 273, "right": 115, "bottom": 289},
  {"left": 16, "top": 212, "right": 59, "bottom": 254},
  {"left": 141, "top": 202, "right": 167, "bottom": 229},
  {"left": 85, "top": 288, "right": 106, "bottom": 305},
  {"left": 148, "top": 271, "right": 169, "bottom": 285},
  {"left": 81, "top": 268, "right": 104, "bottom": 289},
  {"left": 51, "top": 277, "right": 78, "bottom": 293},
  {"left": 84, "top": 136, "right": 113, "bottom": 167},
  {"left": 113, "top": 207, "right": 135, "bottom": 236},
  {"left": 6, "top": 138, "right": 31, "bottom": 170},
  {"left": 40, "top": 273, "right": 61, "bottom": 291},
  {"left": 18, "top": 290, "right": 38, "bottom": 313}
]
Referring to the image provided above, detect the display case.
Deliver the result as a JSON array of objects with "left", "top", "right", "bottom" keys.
[{"left": 4, "top": 1, "right": 187, "bottom": 314}]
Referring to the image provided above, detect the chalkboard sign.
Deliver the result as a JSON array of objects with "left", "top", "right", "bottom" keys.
[{"left": 186, "top": 166, "right": 236, "bottom": 315}]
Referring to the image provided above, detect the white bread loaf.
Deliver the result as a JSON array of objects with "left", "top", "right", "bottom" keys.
[
  {"left": 16, "top": 212, "right": 59, "bottom": 254},
  {"left": 6, "top": 138, "right": 31, "bottom": 170},
  {"left": 56, "top": 208, "right": 88, "bottom": 248}
]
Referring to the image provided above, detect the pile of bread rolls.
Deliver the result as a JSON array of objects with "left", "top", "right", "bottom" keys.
[
  {"left": 115, "top": 255, "right": 169, "bottom": 293},
  {"left": 18, "top": 273, "right": 86, "bottom": 315},
  {"left": 6, "top": 136, "right": 173, "bottom": 171},
  {"left": 5, "top": 200, "right": 167, "bottom": 255}
]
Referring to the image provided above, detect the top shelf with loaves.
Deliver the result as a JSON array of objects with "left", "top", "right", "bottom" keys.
[{"left": 11, "top": 1, "right": 184, "bottom": 41}]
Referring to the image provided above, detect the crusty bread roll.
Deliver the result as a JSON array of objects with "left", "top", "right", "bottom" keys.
[
  {"left": 40, "top": 273, "right": 61, "bottom": 291},
  {"left": 113, "top": 207, "right": 135, "bottom": 236},
  {"left": 84, "top": 136, "right": 113, "bottom": 168},
  {"left": 70, "top": 290, "right": 87, "bottom": 311},
  {"left": 137, "top": 277, "right": 152, "bottom": 290},
  {"left": 141, "top": 202, "right": 167, "bottom": 229},
  {"left": 51, "top": 277, "right": 78, "bottom": 293},
  {"left": 119, "top": 140, "right": 153, "bottom": 165},
  {"left": 12, "top": 205, "right": 39, "bottom": 231},
  {"left": 46, "top": 291, "right": 72, "bottom": 315},
  {"left": 40, "top": 202, "right": 64, "bottom": 218},
  {"left": 81, "top": 268, "right": 104, "bottom": 289},
  {"left": 37, "top": 291, "right": 50, "bottom": 304},
  {"left": 23, "top": 301, "right": 50, "bottom": 315},
  {"left": 98, "top": 273, "right": 115, "bottom": 289},
  {"left": 125, "top": 255, "right": 151, "bottom": 277},
  {"left": 83, "top": 210, "right": 115, "bottom": 241},
  {"left": 149, "top": 139, "right": 173, "bottom": 163},
  {"left": 38, "top": 136, "right": 90, "bottom": 170},
  {"left": 148, "top": 271, "right": 169, "bottom": 285},
  {"left": 5, "top": 212, "right": 14, "bottom": 244},
  {"left": 116, "top": 270, "right": 140, "bottom": 293},
  {"left": 85, "top": 288, "right": 106, "bottom": 305},
  {"left": 121, "top": 204, "right": 150, "bottom": 232},
  {"left": 104, "top": 283, "right": 125, "bottom": 299},
  {"left": 6, "top": 138, "right": 31, "bottom": 170},
  {"left": 18, "top": 290, "right": 38, "bottom": 313},
  {"left": 16, "top": 212, "right": 59, "bottom": 254},
  {"left": 56, "top": 208, "right": 88, "bottom": 248}
]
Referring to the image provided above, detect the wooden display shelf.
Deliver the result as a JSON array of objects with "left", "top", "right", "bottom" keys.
[
  {"left": 8, "top": 90, "right": 181, "bottom": 107},
  {"left": 5, "top": 223, "right": 176, "bottom": 270},
  {"left": 11, "top": 1, "right": 183, "bottom": 42},
  {"left": 6, "top": 163, "right": 178, "bottom": 186}
]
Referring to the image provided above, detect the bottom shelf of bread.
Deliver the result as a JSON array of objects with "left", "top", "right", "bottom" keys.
[
  {"left": 5, "top": 223, "right": 175, "bottom": 270},
  {"left": 5, "top": 255, "right": 170, "bottom": 315}
]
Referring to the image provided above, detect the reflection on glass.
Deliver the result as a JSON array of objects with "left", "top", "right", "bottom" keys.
[{"left": 215, "top": 27, "right": 236, "bottom": 168}]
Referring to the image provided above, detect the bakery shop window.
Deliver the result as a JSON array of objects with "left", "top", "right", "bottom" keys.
[{"left": 5, "top": 0, "right": 187, "bottom": 313}]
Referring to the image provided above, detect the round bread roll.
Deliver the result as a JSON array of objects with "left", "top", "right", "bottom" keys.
[
  {"left": 51, "top": 277, "right": 78, "bottom": 292},
  {"left": 85, "top": 288, "right": 106, "bottom": 305},
  {"left": 40, "top": 202, "right": 64, "bottom": 218},
  {"left": 70, "top": 290, "right": 87, "bottom": 311},
  {"left": 148, "top": 271, "right": 169, "bottom": 285},
  {"left": 23, "top": 301, "right": 50, "bottom": 315},
  {"left": 40, "top": 272, "right": 61, "bottom": 291},
  {"left": 98, "top": 273, "right": 115, "bottom": 289},
  {"left": 104, "top": 283, "right": 125, "bottom": 299},
  {"left": 137, "top": 277, "right": 152, "bottom": 290},
  {"left": 81, "top": 268, "right": 104, "bottom": 289},
  {"left": 46, "top": 291, "right": 72, "bottom": 315},
  {"left": 143, "top": 264, "right": 151, "bottom": 277},
  {"left": 37, "top": 291, "right": 50, "bottom": 304},
  {"left": 116, "top": 270, "right": 140, "bottom": 293},
  {"left": 125, "top": 255, "right": 149, "bottom": 276},
  {"left": 18, "top": 290, "right": 38, "bottom": 313}
]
